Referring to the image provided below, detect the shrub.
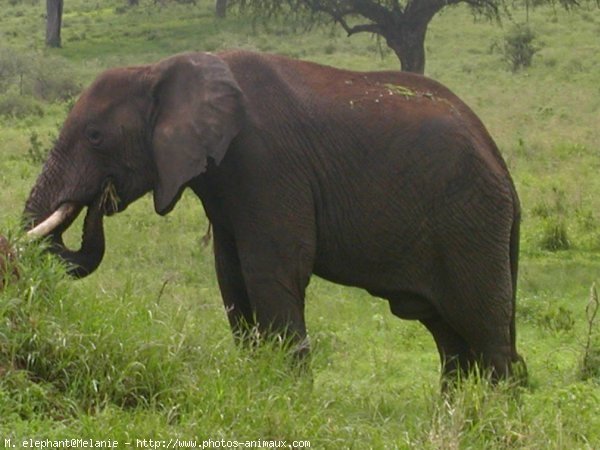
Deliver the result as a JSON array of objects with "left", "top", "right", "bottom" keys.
[
  {"left": 580, "top": 284, "right": 600, "bottom": 380},
  {"left": 0, "top": 235, "right": 204, "bottom": 414},
  {"left": 27, "top": 130, "right": 55, "bottom": 165},
  {"left": 31, "top": 56, "right": 81, "bottom": 102},
  {"left": 519, "top": 297, "right": 575, "bottom": 334},
  {"left": 502, "top": 24, "right": 538, "bottom": 72},
  {"left": 0, "top": 47, "right": 34, "bottom": 94},
  {"left": 531, "top": 186, "right": 578, "bottom": 251},
  {"left": 0, "top": 47, "right": 81, "bottom": 104},
  {"left": 539, "top": 217, "right": 570, "bottom": 251},
  {"left": 580, "top": 347, "right": 600, "bottom": 380},
  {"left": 0, "top": 92, "right": 44, "bottom": 118},
  {"left": 539, "top": 305, "right": 575, "bottom": 333}
]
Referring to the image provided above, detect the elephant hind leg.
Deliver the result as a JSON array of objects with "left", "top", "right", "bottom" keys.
[
  {"left": 474, "top": 338, "right": 526, "bottom": 383},
  {"left": 421, "top": 315, "right": 519, "bottom": 387},
  {"left": 420, "top": 315, "right": 476, "bottom": 386},
  {"left": 450, "top": 296, "right": 519, "bottom": 382},
  {"left": 386, "top": 294, "right": 474, "bottom": 385}
]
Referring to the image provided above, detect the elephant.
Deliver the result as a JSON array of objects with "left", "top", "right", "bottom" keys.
[{"left": 23, "top": 50, "right": 524, "bottom": 381}]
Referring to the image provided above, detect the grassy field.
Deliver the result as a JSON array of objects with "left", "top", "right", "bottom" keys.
[{"left": 1, "top": 0, "right": 599, "bottom": 448}]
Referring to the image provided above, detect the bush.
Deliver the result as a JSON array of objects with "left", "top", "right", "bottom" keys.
[
  {"left": 31, "top": 56, "right": 82, "bottom": 102},
  {"left": 539, "top": 217, "right": 571, "bottom": 251},
  {"left": 539, "top": 305, "right": 575, "bottom": 333},
  {"left": 0, "top": 47, "right": 34, "bottom": 94},
  {"left": 580, "top": 347, "right": 600, "bottom": 380},
  {"left": 580, "top": 284, "right": 600, "bottom": 381},
  {"left": 0, "top": 47, "right": 81, "bottom": 106},
  {"left": 0, "top": 92, "right": 44, "bottom": 118},
  {"left": 502, "top": 24, "right": 539, "bottom": 72},
  {"left": 532, "top": 187, "right": 573, "bottom": 251},
  {"left": 27, "top": 130, "right": 55, "bottom": 165},
  {"left": 0, "top": 235, "right": 205, "bottom": 414}
]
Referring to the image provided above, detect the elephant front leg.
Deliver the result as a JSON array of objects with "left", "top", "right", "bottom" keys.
[
  {"left": 245, "top": 276, "right": 310, "bottom": 361},
  {"left": 238, "top": 239, "right": 314, "bottom": 363},
  {"left": 213, "top": 226, "right": 256, "bottom": 346}
]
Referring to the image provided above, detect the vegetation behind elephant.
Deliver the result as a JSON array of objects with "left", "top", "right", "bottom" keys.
[
  {"left": 23, "top": 51, "right": 524, "bottom": 382},
  {"left": 0, "top": 235, "right": 19, "bottom": 290}
]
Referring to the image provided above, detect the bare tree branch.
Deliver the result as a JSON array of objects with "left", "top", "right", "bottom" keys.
[
  {"left": 345, "top": 23, "right": 383, "bottom": 36},
  {"left": 348, "top": 0, "right": 397, "bottom": 27},
  {"left": 305, "top": 0, "right": 384, "bottom": 35}
]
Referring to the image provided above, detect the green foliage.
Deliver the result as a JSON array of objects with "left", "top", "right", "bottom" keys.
[
  {"left": 531, "top": 187, "right": 572, "bottom": 251},
  {"left": 0, "top": 47, "right": 33, "bottom": 94},
  {"left": 0, "top": 234, "right": 209, "bottom": 415},
  {"left": 539, "top": 304, "right": 575, "bottom": 332},
  {"left": 26, "top": 131, "right": 54, "bottom": 165},
  {"left": 518, "top": 293, "right": 577, "bottom": 335},
  {"left": 580, "top": 284, "right": 600, "bottom": 380},
  {"left": 0, "top": 47, "right": 80, "bottom": 120},
  {"left": 32, "top": 61, "right": 81, "bottom": 103},
  {"left": 502, "top": 24, "right": 539, "bottom": 71},
  {"left": 417, "top": 377, "right": 527, "bottom": 448},
  {"left": 0, "top": 92, "right": 44, "bottom": 118},
  {"left": 539, "top": 217, "right": 571, "bottom": 251}
]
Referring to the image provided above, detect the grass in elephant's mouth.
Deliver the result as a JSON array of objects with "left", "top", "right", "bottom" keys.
[{"left": 100, "top": 181, "right": 120, "bottom": 214}]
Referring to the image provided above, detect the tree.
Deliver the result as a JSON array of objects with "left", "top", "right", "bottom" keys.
[
  {"left": 234, "top": 0, "right": 587, "bottom": 73},
  {"left": 45, "top": 0, "right": 63, "bottom": 48},
  {"left": 216, "top": 0, "right": 227, "bottom": 17}
]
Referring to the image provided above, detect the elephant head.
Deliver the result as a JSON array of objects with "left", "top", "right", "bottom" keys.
[{"left": 24, "top": 52, "right": 245, "bottom": 277}]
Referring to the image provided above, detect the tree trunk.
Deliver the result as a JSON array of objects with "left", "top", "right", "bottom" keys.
[
  {"left": 216, "top": 0, "right": 227, "bottom": 18},
  {"left": 385, "top": 23, "right": 428, "bottom": 74},
  {"left": 45, "top": 0, "right": 63, "bottom": 48}
]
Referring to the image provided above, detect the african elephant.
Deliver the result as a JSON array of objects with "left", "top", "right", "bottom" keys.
[{"left": 23, "top": 51, "right": 524, "bottom": 381}]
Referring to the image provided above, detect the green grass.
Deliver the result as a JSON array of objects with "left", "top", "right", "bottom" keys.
[{"left": 1, "top": 0, "right": 600, "bottom": 447}]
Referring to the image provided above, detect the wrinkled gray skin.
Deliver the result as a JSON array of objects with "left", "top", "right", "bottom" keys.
[{"left": 24, "top": 51, "right": 525, "bottom": 381}]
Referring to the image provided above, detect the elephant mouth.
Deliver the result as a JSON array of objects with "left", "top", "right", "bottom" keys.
[
  {"left": 27, "top": 180, "right": 120, "bottom": 238},
  {"left": 24, "top": 180, "right": 122, "bottom": 278},
  {"left": 98, "top": 178, "right": 121, "bottom": 217}
]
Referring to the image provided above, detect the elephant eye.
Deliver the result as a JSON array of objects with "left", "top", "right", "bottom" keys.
[{"left": 85, "top": 127, "right": 103, "bottom": 147}]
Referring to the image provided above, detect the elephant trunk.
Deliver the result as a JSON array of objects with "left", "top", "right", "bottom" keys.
[
  {"left": 24, "top": 188, "right": 107, "bottom": 279},
  {"left": 52, "top": 202, "right": 105, "bottom": 278}
]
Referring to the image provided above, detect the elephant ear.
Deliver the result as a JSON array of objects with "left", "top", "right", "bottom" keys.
[{"left": 150, "top": 52, "right": 245, "bottom": 215}]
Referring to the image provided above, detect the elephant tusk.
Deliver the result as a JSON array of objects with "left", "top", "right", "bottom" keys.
[{"left": 27, "top": 203, "right": 77, "bottom": 238}]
